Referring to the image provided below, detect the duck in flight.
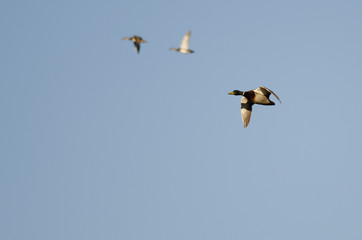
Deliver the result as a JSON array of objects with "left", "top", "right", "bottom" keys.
[
  {"left": 170, "top": 30, "right": 194, "bottom": 54},
  {"left": 123, "top": 35, "right": 147, "bottom": 54},
  {"left": 228, "top": 86, "right": 281, "bottom": 128}
]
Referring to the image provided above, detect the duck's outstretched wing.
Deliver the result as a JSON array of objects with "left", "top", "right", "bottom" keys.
[
  {"left": 180, "top": 30, "right": 191, "bottom": 50},
  {"left": 133, "top": 42, "right": 140, "bottom": 53},
  {"left": 241, "top": 97, "right": 253, "bottom": 128},
  {"left": 258, "top": 86, "right": 281, "bottom": 103}
]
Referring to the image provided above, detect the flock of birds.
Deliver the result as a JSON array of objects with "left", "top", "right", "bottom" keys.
[
  {"left": 123, "top": 31, "right": 281, "bottom": 128},
  {"left": 123, "top": 30, "right": 194, "bottom": 54}
]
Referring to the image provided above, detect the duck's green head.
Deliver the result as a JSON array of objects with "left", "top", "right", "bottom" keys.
[{"left": 228, "top": 90, "right": 244, "bottom": 95}]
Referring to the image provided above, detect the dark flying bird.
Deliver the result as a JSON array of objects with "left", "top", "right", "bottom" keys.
[
  {"left": 228, "top": 86, "right": 281, "bottom": 128},
  {"left": 169, "top": 30, "right": 194, "bottom": 54},
  {"left": 123, "top": 35, "right": 147, "bottom": 53}
]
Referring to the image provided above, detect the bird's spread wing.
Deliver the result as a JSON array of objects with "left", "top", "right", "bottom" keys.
[
  {"left": 180, "top": 31, "right": 191, "bottom": 49},
  {"left": 133, "top": 42, "right": 140, "bottom": 53},
  {"left": 258, "top": 86, "right": 281, "bottom": 103},
  {"left": 241, "top": 97, "right": 253, "bottom": 128}
]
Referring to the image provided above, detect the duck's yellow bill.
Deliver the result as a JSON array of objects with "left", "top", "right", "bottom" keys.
[{"left": 228, "top": 92, "right": 235, "bottom": 95}]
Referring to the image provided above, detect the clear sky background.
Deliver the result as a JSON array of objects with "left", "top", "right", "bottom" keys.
[{"left": 1, "top": 0, "right": 362, "bottom": 239}]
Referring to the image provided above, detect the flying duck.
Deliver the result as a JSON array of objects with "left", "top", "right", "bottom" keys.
[
  {"left": 170, "top": 30, "right": 194, "bottom": 54},
  {"left": 228, "top": 86, "right": 281, "bottom": 128},
  {"left": 123, "top": 35, "right": 147, "bottom": 53}
]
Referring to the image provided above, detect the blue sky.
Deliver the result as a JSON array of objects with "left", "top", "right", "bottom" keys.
[{"left": 1, "top": 0, "right": 362, "bottom": 239}]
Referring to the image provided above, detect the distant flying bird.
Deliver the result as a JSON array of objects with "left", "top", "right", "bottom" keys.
[
  {"left": 123, "top": 35, "right": 147, "bottom": 53},
  {"left": 169, "top": 30, "right": 194, "bottom": 54},
  {"left": 228, "top": 86, "right": 281, "bottom": 128}
]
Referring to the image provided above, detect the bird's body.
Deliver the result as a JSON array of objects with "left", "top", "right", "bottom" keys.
[
  {"left": 170, "top": 31, "right": 194, "bottom": 54},
  {"left": 228, "top": 86, "right": 281, "bottom": 128},
  {"left": 123, "top": 35, "right": 147, "bottom": 53}
]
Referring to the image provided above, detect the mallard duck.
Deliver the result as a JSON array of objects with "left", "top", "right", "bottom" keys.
[
  {"left": 123, "top": 35, "right": 147, "bottom": 53},
  {"left": 170, "top": 30, "right": 194, "bottom": 54},
  {"left": 228, "top": 86, "right": 281, "bottom": 128}
]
